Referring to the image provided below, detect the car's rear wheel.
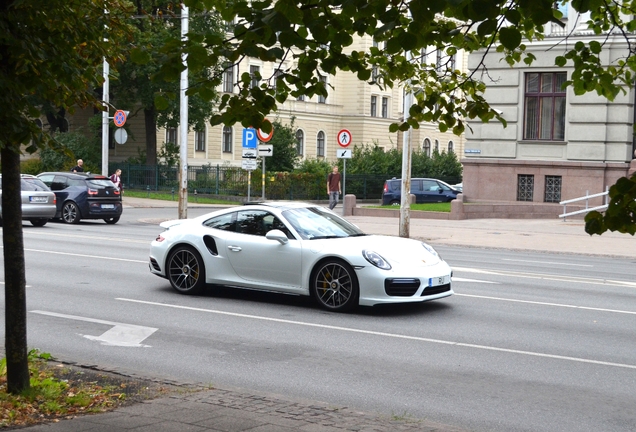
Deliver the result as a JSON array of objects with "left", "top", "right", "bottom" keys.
[
  {"left": 104, "top": 216, "right": 120, "bottom": 224},
  {"left": 311, "top": 259, "right": 359, "bottom": 312},
  {"left": 30, "top": 218, "right": 48, "bottom": 227},
  {"left": 167, "top": 246, "right": 206, "bottom": 295},
  {"left": 62, "top": 202, "right": 80, "bottom": 224},
  {"left": 390, "top": 200, "right": 400, "bottom": 206}
]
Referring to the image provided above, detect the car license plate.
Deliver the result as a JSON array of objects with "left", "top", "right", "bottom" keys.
[
  {"left": 101, "top": 204, "right": 115, "bottom": 209},
  {"left": 428, "top": 275, "right": 450, "bottom": 287},
  {"left": 29, "top": 196, "right": 48, "bottom": 203}
]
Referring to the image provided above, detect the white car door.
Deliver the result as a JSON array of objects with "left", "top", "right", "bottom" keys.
[{"left": 224, "top": 210, "right": 303, "bottom": 291}]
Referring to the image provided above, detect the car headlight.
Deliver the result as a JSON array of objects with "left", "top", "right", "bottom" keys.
[
  {"left": 421, "top": 242, "right": 439, "bottom": 258},
  {"left": 362, "top": 250, "right": 392, "bottom": 270}
]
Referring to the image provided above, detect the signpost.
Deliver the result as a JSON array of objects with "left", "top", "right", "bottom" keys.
[
  {"left": 337, "top": 130, "right": 352, "bottom": 214},
  {"left": 113, "top": 110, "right": 127, "bottom": 127},
  {"left": 114, "top": 128, "right": 128, "bottom": 145},
  {"left": 242, "top": 128, "right": 259, "bottom": 201},
  {"left": 259, "top": 144, "right": 273, "bottom": 200}
]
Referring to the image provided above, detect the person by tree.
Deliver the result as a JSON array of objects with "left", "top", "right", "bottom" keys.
[{"left": 71, "top": 159, "right": 84, "bottom": 173}]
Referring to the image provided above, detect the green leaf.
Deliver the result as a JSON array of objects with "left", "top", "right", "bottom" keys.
[
  {"left": 130, "top": 48, "right": 151, "bottom": 65},
  {"left": 499, "top": 27, "right": 522, "bottom": 51}
]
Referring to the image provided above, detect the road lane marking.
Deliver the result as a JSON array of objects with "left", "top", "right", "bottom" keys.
[
  {"left": 117, "top": 298, "right": 636, "bottom": 371},
  {"left": 453, "top": 266, "right": 636, "bottom": 288},
  {"left": 22, "top": 248, "right": 147, "bottom": 263},
  {"left": 21, "top": 230, "right": 149, "bottom": 244},
  {"left": 30, "top": 310, "right": 157, "bottom": 347},
  {"left": 452, "top": 277, "right": 498, "bottom": 284},
  {"left": 455, "top": 293, "right": 636, "bottom": 315},
  {"left": 501, "top": 259, "right": 593, "bottom": 267}
]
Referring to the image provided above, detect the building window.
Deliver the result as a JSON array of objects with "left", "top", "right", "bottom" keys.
[
  {"left": 223, "top": 64, "right": 234, "bottom": 93},
  {"left": 296, "top": 129, "right": 304, "bottom": 156},
  {"left": 524, "top": 72, "right": 566, "bottom": 141},
  {"left": 166, "top": 128, "right": 177, "bottom": 145},
  {"left": 195, "top": 130, "right": 206, "bottom": 152},
  {"left": 250, "top": 65, "right": 260, "bottom": 89},
  {"left": 517, "top": 174, "right": 535, "bottom": 202},
  {"left": 318, "top": 75, "right": 327, "bottom": 104},
  {"left": 544, "top": 175, "right": 562, "bottom": 203},
  {"left": 222, "top": 126, "right": 233, "bottom": 153},
  {"left": 370, "top": 96, "right": 377, "bottom": 117},
  {"left": 316, "top": 131, "right": 325, "bottom": 157},
  {"left": 272, "top": 68, "right": 283, "bottom": 91},
  {"left": 297, "top": 94, "right": 305, "bottom": 101},
  {"left": 448, "top": 141, "right": 454, "bottom": 153},
  {"left": 381, "top": 97, "right": 388, "bottom": 118},
  {"left": 434, "top": 139, "right": 439, "bottom": 152},
  {"left": 423, "top": 138, "right": 431, "bottom": 157}
]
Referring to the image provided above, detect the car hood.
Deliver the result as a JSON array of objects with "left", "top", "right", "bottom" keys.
[{"left": 312, "top": 234, "right": 444, "bottom": 267}]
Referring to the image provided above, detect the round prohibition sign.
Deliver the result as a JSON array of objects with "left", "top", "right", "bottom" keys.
[
  {"left": 337, "top": 129, "right": 352, "bottom": 147},
  {"left": 256, "top": 119, "right": 274, "bottom": 142},
  {"left": 113, "top": 110, "right": 127, "bottom": 127}
]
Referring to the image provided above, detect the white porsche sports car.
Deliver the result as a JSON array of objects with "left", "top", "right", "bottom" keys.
[{"left": 149, "top": 202, "right": 453, "bottom": 312}]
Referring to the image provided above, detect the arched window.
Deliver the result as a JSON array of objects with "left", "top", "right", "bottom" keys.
[
  {"left": 296, "top": 130, "right": 304, "bottom": 156},
  {"left": 434, "top": 139, "right": 439, "bottom": 152},
  {"left": 222, "top": 126, "right": 233, "bottom": 153},
  {"left": 316, "top": 131, "right": 325, "bottom": 157},
  {"left": 448, "top": 141, "right": 454, "bottom": 153},
  {"left": 423, "top": 138, "right": 431, "bottom": 157}
]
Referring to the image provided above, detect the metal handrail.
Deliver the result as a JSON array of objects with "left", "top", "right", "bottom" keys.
[{"left": 559, "top": 187, "right": 609, "bottom": 220}]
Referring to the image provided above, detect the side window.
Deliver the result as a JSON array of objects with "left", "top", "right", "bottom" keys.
[
  {"left": 203, "top": 212, "right": 235, "bottom": 231},
  {"left": 51, "top": 176, "right": 68, "bottom": 191},
  {"left": 236, "top": 210, "right": 269, "bottom": 236},
  {"left": 263, "top": 213, "right": 294, "bottom": 239},
  {"left": 437, "top": 181, "right": 451, "bottom": 191},
  {"left": 390, "top": 181, "right": 400, "bottom": 192},
  {"left": 411, "top": 180, "right": 422, "bottom": 192},
  {"left": 37, "top": 174, "right": 54, "bottom": 187},
  {"left": 422, "top": 180, "right": 438, "bottom": 191}
]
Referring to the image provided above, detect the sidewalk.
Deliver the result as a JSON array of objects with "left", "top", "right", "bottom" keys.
[{"left": 17, "top": 198, "right": 631, "bottom": 432}]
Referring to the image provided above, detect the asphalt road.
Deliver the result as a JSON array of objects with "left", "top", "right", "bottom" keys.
[{"left": 2, "top": 207, "right": 636, "bottom": 432}]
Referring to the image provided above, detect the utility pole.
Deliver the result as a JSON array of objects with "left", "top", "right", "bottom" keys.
[
  {"left": 178, "top": 4, "right": 189, "bottom": 219},
  {"left": 399, "top": 65, "right": 413, "bottom": 238}
]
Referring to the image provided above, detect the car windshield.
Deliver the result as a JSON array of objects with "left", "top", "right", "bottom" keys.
[
  {"left": 282, "top": 207, "right": 365, "bottom": 240},
  {"left": 21, "top": 178, "right": 50, "bottom": 191}
]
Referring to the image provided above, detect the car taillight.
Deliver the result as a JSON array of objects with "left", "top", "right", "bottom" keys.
[
  {"left": 383, "top": 183, "right": 388, "bottom": 193},
  {"left": 114, "top": 189, "right": 120, "bottom": 195},
  {"left": 87, "top": 188, "right": 98, "bottom": 195},
  {"left": 53, "top": 196, "right": 56, "bottom": 204},
  {"left": 156, "top": 235, "right": 165, "bottom": 242}
]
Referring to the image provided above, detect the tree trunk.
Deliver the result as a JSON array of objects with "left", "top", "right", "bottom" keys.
[
  {"left": 144, "top": 106, "right": 157, "bottom": 166},
  {"left": 1, "top": 146, "right": 30, "bottom": 394}
]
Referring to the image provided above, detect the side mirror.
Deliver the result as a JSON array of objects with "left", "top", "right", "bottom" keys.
[{"left": 265, "top": 229, "right": 289, "bottom": 244}]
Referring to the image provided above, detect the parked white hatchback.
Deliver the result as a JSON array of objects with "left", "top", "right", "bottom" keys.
[{"left": 0, "top": 174, "right": 57, "bottom": 227}]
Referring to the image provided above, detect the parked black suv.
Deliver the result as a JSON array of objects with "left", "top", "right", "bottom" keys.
[
  {"left": 382, "top": 178, "right": 460, "bottom": 205},
  {"left": 37, "top": 172, "right": 123, "bottom": 224}
]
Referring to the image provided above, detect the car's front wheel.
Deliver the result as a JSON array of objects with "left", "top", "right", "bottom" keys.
[
  {"left": 30, "top": 218, "right": 48, "bottom": 227},
  {"left": 104, "top": 216, "right": 120, "bottom": 224},
  {"left": 62, "top": 202, "right": 80, "bottom": 224},
  {"left": 311, "top": 259, "right": 359, "bottom": 312},
  {"left": 167, "top": 246, "right": 206, "bottom": 295}
]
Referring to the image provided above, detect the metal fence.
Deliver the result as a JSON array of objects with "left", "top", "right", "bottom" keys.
[{"left": 112, "top": 163, "right": 461, "bottom": 201}]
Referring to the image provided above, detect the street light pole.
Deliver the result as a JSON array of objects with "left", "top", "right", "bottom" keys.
[
  {"left": 178, "top": 4, "right": 189, "bottom": 219},
  {"left": 102, "top": 58, "right": 109, "bottom": 176}
]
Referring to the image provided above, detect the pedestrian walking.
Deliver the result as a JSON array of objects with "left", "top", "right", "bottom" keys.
[{"left": 327, "top": 165, "right": 341, "bottom": 210}]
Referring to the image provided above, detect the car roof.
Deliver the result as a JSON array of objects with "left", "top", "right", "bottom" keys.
[
  {"left": 0, "top": 174, "right": 39, "bottom": 179},
  {"left": 242, "top": 201, "right": 319, "bottom": 210},
  {"left": 37, "top": 172, "right": 109, "bottom": 180}
]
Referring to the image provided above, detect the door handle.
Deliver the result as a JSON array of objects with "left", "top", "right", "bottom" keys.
[{"left": 227, "top": 245, "right": 242, "bottom": 252}]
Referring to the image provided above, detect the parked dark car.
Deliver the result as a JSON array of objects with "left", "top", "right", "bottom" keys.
[
  {"left": 0, "top": 174, "right": 57, "bottom": 227},
  {"left": 382, "top": 178, "right": 460, "bottom": 205},
  {"left": 37, "top": 172, "right": 122, "bottom": 224}
]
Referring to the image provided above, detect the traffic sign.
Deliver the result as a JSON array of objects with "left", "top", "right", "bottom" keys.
[
  {"left": 242, "top": 149, "right": 257, "bottom": 159},
  {"left": 256, "top": 120, "right": 274, "bottom": 142},
  {"left": 337, "top": 129, "right": 352, "bottom": 147},
  {"left": 242, "top": 159, "right": 258, "bottom": 170},
  {"left": 242, "top": 128, "right": 258, "bottom": 148},
  {"left": 337, "top": 149, "right": 352, "bottom": 158},
  {"left": 258, "top": 145, "right": 273, "bottom": 157},
  {"left": 113, "top": 110, "right": 127, "bottom": 127},
  {"left": 114, "top": 128, "right": 128, "bottom": 145}
]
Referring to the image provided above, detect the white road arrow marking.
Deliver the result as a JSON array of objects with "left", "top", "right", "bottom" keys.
[
  {"left": 30, "top": 310, "right": 157, "bottom": 347},
  {"left": 452, "top": 277, "right": 498, "bottom": 284}
]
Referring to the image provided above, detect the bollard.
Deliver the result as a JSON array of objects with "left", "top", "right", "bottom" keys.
[
  {"left": 146, "top": 185, "right": 150, "bottom": 198},
  {"left": 194, "top": 189, "right": 198, "bottom": 203},
  {"left": 171, "top": 188, "right": 175, "bottom": 201}
]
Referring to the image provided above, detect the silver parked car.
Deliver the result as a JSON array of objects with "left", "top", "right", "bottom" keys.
[{"left": 0, "top": 174, "right": 57, "bottom": 227}]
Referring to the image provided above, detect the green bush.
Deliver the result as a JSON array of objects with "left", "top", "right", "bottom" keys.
[
  {"left": 20, "top": 158, "right": 44, "bottom": 175},
  {"left": 39, "top": 130, "right": 101, "bottom": 173}
]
